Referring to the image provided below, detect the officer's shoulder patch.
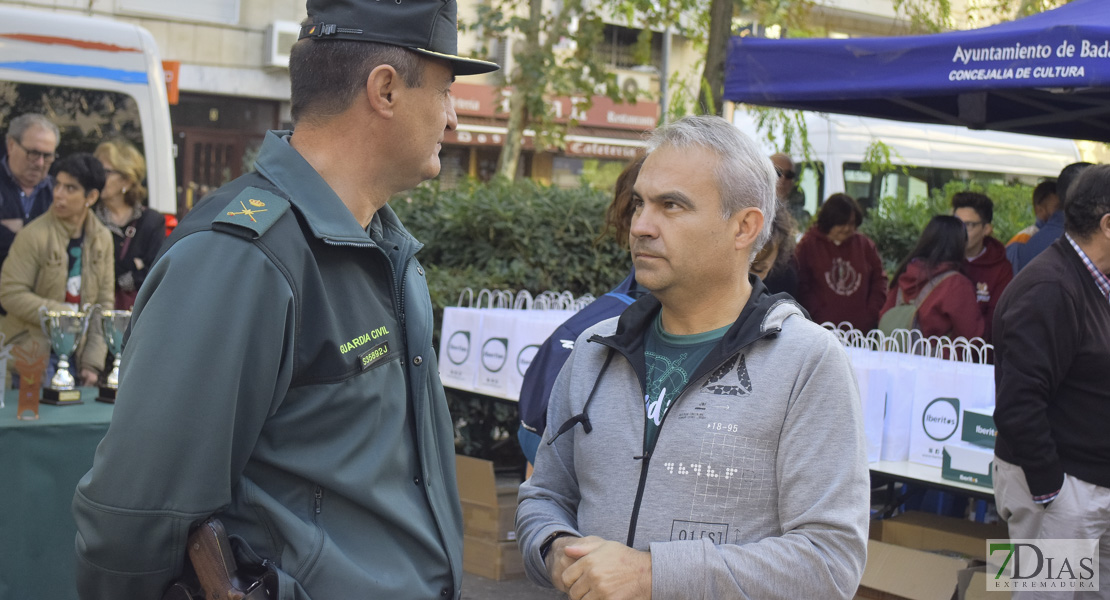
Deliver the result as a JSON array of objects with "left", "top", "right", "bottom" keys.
[{"left": 212, "top": 187, "right": 290, "bottom": 238}]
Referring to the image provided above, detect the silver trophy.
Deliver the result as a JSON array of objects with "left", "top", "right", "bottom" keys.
[
  {"left": 39, "top": 306, "right": 91, "bottom": 404},
  {"left": 98, "top": 308, "right": 131, "bottom": 403}
]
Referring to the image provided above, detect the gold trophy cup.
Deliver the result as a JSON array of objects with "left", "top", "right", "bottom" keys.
[
  {"left": 39, "top": 307, "right": 91, "bottom": 405},
  {"left": 97, "top": 309, "right": 131, "bottom": 403}
]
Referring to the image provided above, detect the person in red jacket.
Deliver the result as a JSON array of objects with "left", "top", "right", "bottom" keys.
[
  {"left": 795, "top": 193, "right": 887, "bottom": 331},
  {"left": 881, "top": 215, "right": 985, "bottom": 340},
  {"left": 951, "top": 191, "right": 1012, "bottom": 343}
]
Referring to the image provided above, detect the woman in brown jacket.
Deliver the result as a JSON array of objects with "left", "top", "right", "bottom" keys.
[{"left": 0, "top": 153, "right": 114, "bottom": 386}]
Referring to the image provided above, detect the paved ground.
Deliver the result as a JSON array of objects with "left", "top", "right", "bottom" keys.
[{"left": 462, "top": 572, "right": 562, "bottom": 600}]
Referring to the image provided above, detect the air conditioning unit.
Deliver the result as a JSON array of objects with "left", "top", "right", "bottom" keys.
[
  {"left": 616, "top": 71, "right": 655, "bottom": 98},
  {"left": 264, "top": 21, "right": 301, "bottom": 69}
]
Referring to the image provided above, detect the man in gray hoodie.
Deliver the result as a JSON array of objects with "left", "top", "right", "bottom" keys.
[{"left": 516, "top": 115, "right": 870, "bottom": 600}]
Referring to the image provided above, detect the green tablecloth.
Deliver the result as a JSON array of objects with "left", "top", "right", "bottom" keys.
[{"left": 0, "top": 389, "right": 112, "bottom": 600}]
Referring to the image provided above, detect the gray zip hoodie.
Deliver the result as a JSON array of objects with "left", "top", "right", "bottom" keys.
[{"left": 516, "top": 284, "right": 869, "bottom": 599}]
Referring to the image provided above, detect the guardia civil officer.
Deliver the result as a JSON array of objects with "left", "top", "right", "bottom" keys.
[{"left": 72, "top": 1, "right": 497, "bottom": 598}]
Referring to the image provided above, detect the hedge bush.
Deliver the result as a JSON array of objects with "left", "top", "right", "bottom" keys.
[
  {"left": 391, "top": 177, "right": 630, "bottom": 466},
  {"left": 392, "top": 177, "right": 629, "bottom": 321}
]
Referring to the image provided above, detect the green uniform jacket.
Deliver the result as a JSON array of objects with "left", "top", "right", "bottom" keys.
[{"left": 73, "top": 131, "right": 463, "bottom": 600}]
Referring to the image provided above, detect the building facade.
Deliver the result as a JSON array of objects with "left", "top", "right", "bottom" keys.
[{"left": 1, "top": 0, "right": 983, "bottom": 207}]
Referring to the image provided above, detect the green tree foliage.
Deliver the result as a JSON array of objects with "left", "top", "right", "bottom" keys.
[
  {"left": 468, "top": 0, "right": 640, "bottom": 179},
  {"left": 393, "top": 178, "right": 628, "bottom": 311}
]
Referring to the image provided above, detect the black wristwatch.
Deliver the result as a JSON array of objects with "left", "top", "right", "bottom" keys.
[{"left": 539, "top": 531, "right": 575, "bottom": 561}]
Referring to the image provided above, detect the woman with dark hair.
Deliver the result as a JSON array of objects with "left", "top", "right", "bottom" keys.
[
  {"left": 880, "top": 215, "right": 984, "bottom": 340},
  {"left": 794, "top": 193, "right": 887, "bottom": 330}
]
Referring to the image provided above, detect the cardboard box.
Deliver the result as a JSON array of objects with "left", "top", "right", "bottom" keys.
[
  {"left": 456, "top": 455, "right": 520, "bottom": 541},
  {"left": 958, "top": 565, "right": 1011, "bottom": 600},
  {"left": 857, "top": 539, "right": 971, "bottom": 600},
  {"left": 942, "top": 442, "right": 994, "bottom": 489},
  {"left": 960, "top": 409, "right": 997, "bottom": 449},
  {"left": 870, "top": 519, "right": 884, "bottom": 541},
  {"left": 880, "top": 511, "right": 1009, "bottom": 561},
  {"left": 463, "top": 535, "right": 525, "bottom": 580}
]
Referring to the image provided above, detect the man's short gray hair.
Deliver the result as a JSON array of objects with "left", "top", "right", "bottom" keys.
[
  {"left": 645, "top": 115, "right": 777, "bottom": 257},
  {"left": 6, "top": 113, "right": 59, "bottom": 144}
]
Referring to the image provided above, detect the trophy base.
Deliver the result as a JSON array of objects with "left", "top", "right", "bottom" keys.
[
  {"left": 96, "top": 386, "right": 117, "bottom": 404},
  {"left": 41, "top": 387, "right": 84, "bottom": 405}
]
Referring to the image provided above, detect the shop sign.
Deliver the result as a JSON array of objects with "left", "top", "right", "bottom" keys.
[
  {"left": 450, "top": 83, "right": 658, "bottom": 132},
  {"left": 565, "top": 141, "right": 641, "bottom": 159}
]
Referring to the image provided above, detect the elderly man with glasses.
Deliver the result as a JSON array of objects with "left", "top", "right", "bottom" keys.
[{"left": 1, "top": 113, "right": 59, "bottom": 277}]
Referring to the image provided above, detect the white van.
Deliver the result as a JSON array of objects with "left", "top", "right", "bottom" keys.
[
  {"left": 0, "top": 5, "right": 176, "bottom": 218},
  {"left": 732, "top": 110, "right": 1081, "bottom": 217}
]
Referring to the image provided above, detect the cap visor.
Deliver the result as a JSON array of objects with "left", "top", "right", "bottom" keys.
[{"left": 410, "top": 47, "right": 499, "bottom": 76}]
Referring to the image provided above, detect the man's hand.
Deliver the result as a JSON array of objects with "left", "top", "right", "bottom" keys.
[
  {"left": 561, "top": 537, "right": 652, "bottom": 600},
  {"left": 1, "top": 218, "right": 23, "bottom": 234},
  {"left": 547, "top": 534, "right": 584, "bottom": 593},
  {"left": 79, "top": 367, "right": 99, "bottom": 387}
]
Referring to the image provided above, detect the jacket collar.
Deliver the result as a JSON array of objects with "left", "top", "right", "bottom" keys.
[
  {"left": 252, "top": 130, "right": 418, "bottom": 250},
  {"left": 44, "top": 207, "right": 108, "bottom": 241},
  {"left": 591, "top": 275, "right": 807, "bottom": 385}
]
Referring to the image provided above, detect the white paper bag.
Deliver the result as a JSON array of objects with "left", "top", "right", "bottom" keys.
[
  {"left": 506, "top": 310, "right": 575, "bottom": 401},
  {"left": 474, "top": 308, "right": 518, "bottom": 398},
  {"left": 908, "top": 352, "right": 994, "bottom": 467},
  {"left": 845, "top": 346, "right": 888, "bottom": 463},
  {"left": 880, "top": 352, "right": 918, "bottom": 462},
  {"left": 438, "top": 306, "right": 483, "bottom": 392}
]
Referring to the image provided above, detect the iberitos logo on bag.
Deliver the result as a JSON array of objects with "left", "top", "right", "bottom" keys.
[{"left": 923, "top": 397, "right": 960, "bottom": 442}]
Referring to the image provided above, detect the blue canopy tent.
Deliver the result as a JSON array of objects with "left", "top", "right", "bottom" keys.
[{"left": 724, "top": 0, "right": 1110, "bottom": 142}]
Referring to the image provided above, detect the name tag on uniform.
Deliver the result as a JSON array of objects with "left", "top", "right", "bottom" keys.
[{"left": 359, "top": 341, "right": 391, "bottom": 371}]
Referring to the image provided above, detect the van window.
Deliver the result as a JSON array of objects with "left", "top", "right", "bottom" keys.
[
  {"left": 0, "top": 81, "right": 145, "bottom": 170},
  {"left": 843, "top": 161, "right": 1044, "bottom": 211},
  {"left": 843, "top": 165, "right": 874, "bottom": 208}
]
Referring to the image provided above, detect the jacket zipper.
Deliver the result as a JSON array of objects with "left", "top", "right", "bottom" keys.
[
  {"left": 594, "top": 328, "right": 782, "bottom": 548},
  {"left": 313, "top": 486, "right": 323, "bottom": 518},
  {"left": 320, "top": 237, "right": 372, "bottom": 249}
]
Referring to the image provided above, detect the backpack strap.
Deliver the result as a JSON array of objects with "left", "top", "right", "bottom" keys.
[{"left": 912, "top": 270, "right": 959, "bottom": 307}]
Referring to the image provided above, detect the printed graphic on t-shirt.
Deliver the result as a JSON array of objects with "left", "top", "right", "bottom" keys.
[
  {"left": 644, "top": 350, "right": 692, "bottom": 427},
  {"left": 700, "top": 354, "right": 752, "bottom": 396},
  {"left": 661, "top": 434, "right": 777, "bottom": 527},
  {"left": 669, "top": 520, "right": 729, "bottom": 544},
  {"left": 976, "top": 282, "right": 990, "bottom": 303},
  {"left": 825, "top": 257, "right": 862, "bottom": 296},
  {"left": 65, "top": 240, "right": 82, "bottom": 305}
]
